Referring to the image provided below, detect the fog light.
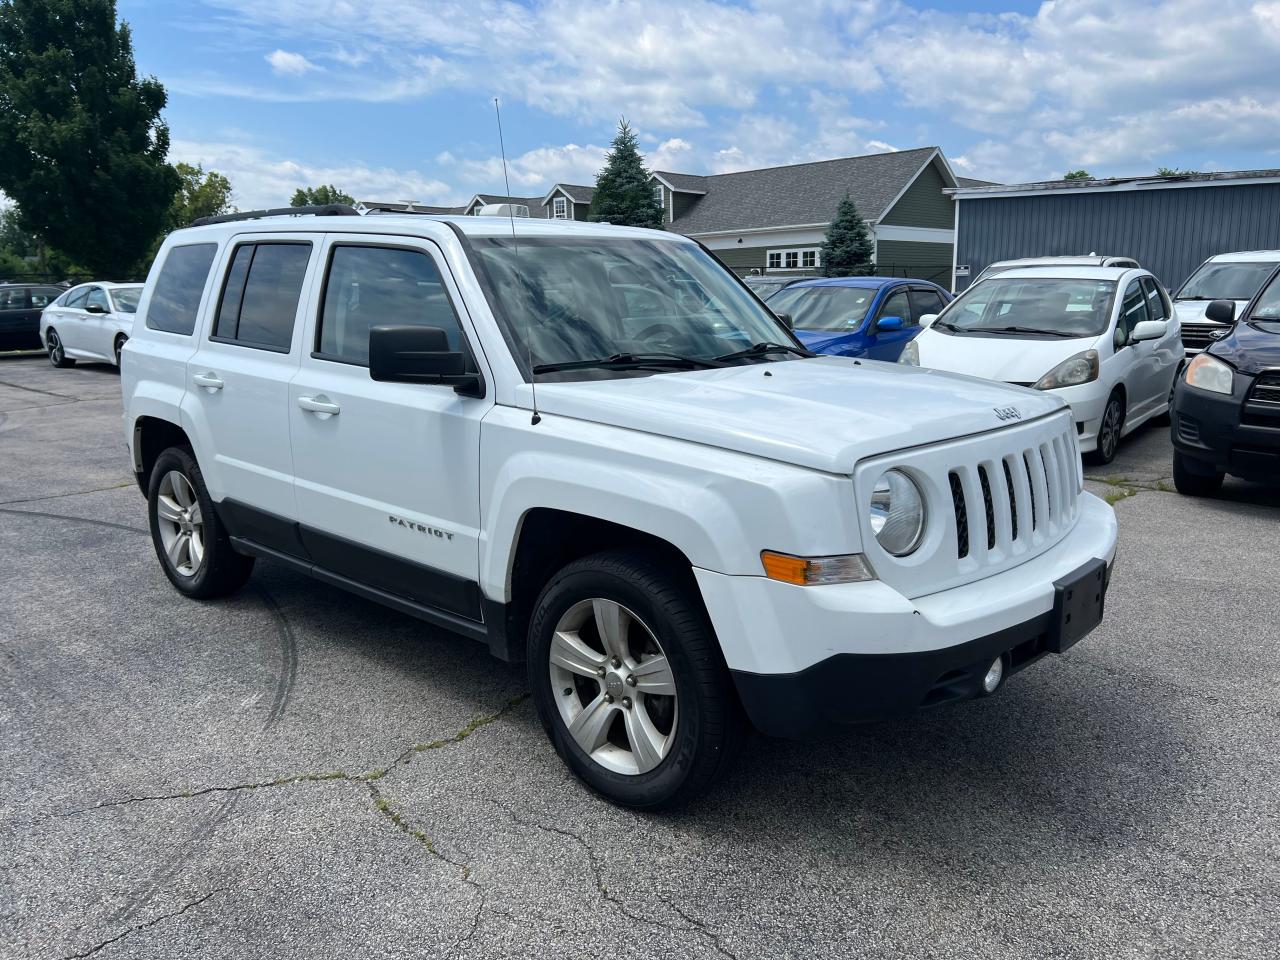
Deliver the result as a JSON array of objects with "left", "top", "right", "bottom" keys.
[{"left": 981, "top": 657, "right": 1004, "bottom": 694}]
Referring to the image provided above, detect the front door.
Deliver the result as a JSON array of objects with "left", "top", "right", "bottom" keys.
[
  {"left": 183, "top": 235, "right": 315, "bottom": 531},
  {"left": 287, "top": 235, "right": 491, "bottom": 621},
  {"left": 864, "top": 287, "right": 915, "bottom": 361}
]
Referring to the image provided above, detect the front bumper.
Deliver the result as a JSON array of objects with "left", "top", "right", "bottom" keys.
[
  {"left": 1171, "top": 375, "right": 1280, "bottom": 480},
  {"left": 695, "top": 492, "right": 1118, "bottom": 738},
  {"left": 1049, "top": 382, "right": 1107, "bottom": 453}
]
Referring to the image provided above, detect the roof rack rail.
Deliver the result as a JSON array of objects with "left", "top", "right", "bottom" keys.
[{"left": 189, "top": 203, "right": 359, "bottom": 227}]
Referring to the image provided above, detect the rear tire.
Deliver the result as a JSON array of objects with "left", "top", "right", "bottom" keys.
[
  {"left": 528, "top": 550, "right": 742, "bottom": 809},
  {"left": 46, "top": 328, "right": 74, "bottom": 368},
  {"left": 1173, "top": 450, "right": 1224, "bottom": 497},
  {"left": 147, "top": 446, "right": 254, "bottom": 598}
]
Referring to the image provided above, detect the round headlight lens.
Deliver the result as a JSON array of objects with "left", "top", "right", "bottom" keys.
[{"left": 869, "top": 469, "right": 926, "bottom": 556}]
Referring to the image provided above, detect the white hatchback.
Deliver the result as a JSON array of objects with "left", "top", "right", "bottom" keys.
[
  {"left": 903, "top": 267, "right": 1182, "bottom": 464},
  {"left": 40, "top": 281, "right": 143, "bottom": 368}
]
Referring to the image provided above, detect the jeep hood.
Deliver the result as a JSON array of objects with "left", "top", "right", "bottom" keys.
[{"left": 529, "top": 356, "right": 1064, "bottom": 474}]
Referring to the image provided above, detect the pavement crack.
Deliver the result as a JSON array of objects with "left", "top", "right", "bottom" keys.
[
  {"left": 1086, "top": 474, "right": 1174, "bottom": 505},
  {"left": 62, "top": 887, "right": 227, "bottom": 959},
  {"left": 0, "top": 376, "right": 78, "bottom": 400},
  {"left": 0, "top": 480, "right": 135, "bottom": 506},
  {"left": 366, "top": 693, "right": 529, "bottom": 781},
  {"left": 0, "top": 506, "right": 147, "bottom": 536}
]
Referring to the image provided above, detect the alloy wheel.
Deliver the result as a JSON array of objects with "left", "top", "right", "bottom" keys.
[
  {"left": 47, "top": 331, "right": 63, "bottom": 366},
  {"left": 155, "top": 470, "right": 205, "bottom": 578},
  {"left": 1100, "top": 399, "right": 1122, "bottom": 460},
  {"left": 549, "top": 598, "right": 678, "bottom": 776}
]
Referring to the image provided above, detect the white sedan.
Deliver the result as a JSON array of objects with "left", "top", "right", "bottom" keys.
[
  {"left": 40, "top": 281, "right": 143, "bottom": 368},
  {"left": 901, "top": 267, "right": 1182, "bottom": 464}
]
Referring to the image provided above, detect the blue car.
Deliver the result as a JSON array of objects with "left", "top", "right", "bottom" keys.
[{"left": 766, "top": 277, "right": 952, "bottom": 361}]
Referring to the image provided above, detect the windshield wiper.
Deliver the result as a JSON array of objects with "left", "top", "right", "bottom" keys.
[
  {"left": 532, "top": 352, "right": 724, "bottom": 374},
  {"left": 986, "top": 326, "right": 1079, "bottom": 338},
  {"left": 933, "top": 319, "right": 963, "bottom": 332},
  {"left": 713, "top": 341, "right": 814, "bottom": 362}
]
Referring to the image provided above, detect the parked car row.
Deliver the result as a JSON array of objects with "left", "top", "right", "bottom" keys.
[
  {"left": 0, "top": 283, "right": 63, "bottom": 351},
  {"left": 41, "top": 282, "right": 142, "bottom": 368}
]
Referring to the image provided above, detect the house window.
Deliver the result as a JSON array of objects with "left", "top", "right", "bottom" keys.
[
  {"left": 552, "top": 196, "right": 568, "bottom": 219},
  {"left": 766, "top": 248, "right": 822, "bottom": 272},
  {"left": 652, "top": 184, "right": 663, "bottom": 205}
]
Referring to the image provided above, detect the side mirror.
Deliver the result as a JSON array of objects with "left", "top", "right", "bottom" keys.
[
  {"left": 369, "top": 325, "right": 483, "bottom": 396},
  {"left": 1204, "top": 299, "right": 1236, "bottom": 325},
  {"left": 919, "top": 313, "right": 939, "bottom": 327},
  {"left": 773, "top": 312, "right": 793, "bottom": 330},
  {"left": 1131, "top": 319, "right": 1167, "bottom": 343},
  {"left": 85, "top": 302, "right": 107, "bottom": 314},
  {"left": 876, "top": 315, "right": 904, "bottom": 332}
]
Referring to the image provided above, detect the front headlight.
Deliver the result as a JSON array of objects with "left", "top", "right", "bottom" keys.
[
  {"left": 1033, "top": 349, "right": 1099, "bottom": 390},
  {"left": 1183, "top": 353, "right": 1234, "bottom": 395},
  {"left": 869, "top": 469, "right": 926, "bottom": 556},
  {"left": 898, "top": 340, "right": 919, "bottom": 365}
]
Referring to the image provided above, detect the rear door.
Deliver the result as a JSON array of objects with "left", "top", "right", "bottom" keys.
[
  {"left": 288, "top": 234, "right": 490, "bottom": 622},
  {"left": 183, "top": 234, "right": 316, "bottom": 533},
  {"left": 864, "top": 287, "right": 915, "bottom": 361}
]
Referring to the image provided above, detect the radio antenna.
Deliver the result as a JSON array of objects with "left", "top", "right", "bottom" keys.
[{"left": 494, "top": 96, "right": 540, "bottom": 425}]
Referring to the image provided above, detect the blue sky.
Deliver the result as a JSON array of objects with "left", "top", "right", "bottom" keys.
[{"left": 118, "top": 0, "right": 1280, "bottom": 208}]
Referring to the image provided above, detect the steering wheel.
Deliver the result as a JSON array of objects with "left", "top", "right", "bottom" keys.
[{"left": 633, "top": 322, "right": 683, "bottom": 342}]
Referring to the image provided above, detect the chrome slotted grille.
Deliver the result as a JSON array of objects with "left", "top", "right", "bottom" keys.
[
  {"left": 856, "top": 410, "right": 1082, "bottom": 601},
  {"left": 1180, "top": 322, "right": 1225, "bottom": 352}
]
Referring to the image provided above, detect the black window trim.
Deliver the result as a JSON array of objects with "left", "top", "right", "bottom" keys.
[
  {"left": 208, "top": 239, "right": 313, "bottom": 355},
  {"left": 309, "top": 238, "right": 482, "bottom": 376}
]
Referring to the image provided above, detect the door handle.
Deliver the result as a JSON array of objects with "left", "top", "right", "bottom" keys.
[
  {"left": 192, "top": 372, "right": 224, "bottom": 390},
  {"left": 297, "top": 395, "right": 341, "bottom": 416}
]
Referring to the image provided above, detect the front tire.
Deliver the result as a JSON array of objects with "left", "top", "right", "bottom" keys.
[
  {"left": 1173, "top": 450, "right": 1224, "bottom": 497},
  {"left": 46, "top": 328, "right": 74, "bottom": 368},
  {"left": 1088, "top": 391, "right": 1125, "bottom": 465},
  {"left": 528, "top": 551, "right": 742, "bottom": 809},
  {"left": 113, "top": 334, "right": 128, "bottom": 368},
  {"left": 147, "top": 446, "right": 254, "bottom": 598}
]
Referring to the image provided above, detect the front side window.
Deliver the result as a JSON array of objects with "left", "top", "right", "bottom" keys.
[
  {"left": 552, "top": 197, "right": 568, "bottom": 220},
  {"left": 935, "top": 277, "right": 1118, "bottom": 339},
  {"left": 212, "top": 242, "right": 310, "bottom": 351},
  {"left": 879, "top": 290, "right": 913, "bottom": 326},
  {"left": 1248, "top": 272, "right": 1280, "bottom": 329},
  {"left": 1117, "top": 280, "right": 1149, "bottom": 349},
  {"left": 85, "top": 287, "right": 109, "bottom": 312},
  {"left": 1177, "top": 261, "right": 1278, "bottom": 302},
  {"left": 767, "top": 285, "right": 876, "bottom": 332},
  {"left": 468, "top": 236, "right": 799, "bottom": 378},
  {"left": 910, "top": 288, "right": 945, "bottom": 318},
  {"left": 1140, "top": 277, "right": 1168, "bottom": 320},
  {"left": 147, "top": 243, "right": 218, "bottom": 335},
  {"left": 65, "top": 286, "right": 90, "bottom": 309},
  {"left": 318, "top": 245, "right": 464, "bottom": 365}
]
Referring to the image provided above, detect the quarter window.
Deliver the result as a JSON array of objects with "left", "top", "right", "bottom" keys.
[
  {"left": 212, "top": 242, "right": 311, "bottom": 351},
  {"left": 317, "top": 245, "right": 465, "bottom": 365},
  {"left": 552, "top": 197, "right": 568, "bottom": 219},
  {"left": 147, "top": 243, "right": 218, "bottom": 335}
]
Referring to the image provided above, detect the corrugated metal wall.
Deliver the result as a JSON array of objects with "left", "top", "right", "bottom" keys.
[{"left": 955, "top": 183, "right": 1280, "bottom": 291}]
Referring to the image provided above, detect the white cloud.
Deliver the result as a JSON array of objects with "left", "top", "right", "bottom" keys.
[{"left": 264, "top": 49, "right": 318, "bottom": 75}]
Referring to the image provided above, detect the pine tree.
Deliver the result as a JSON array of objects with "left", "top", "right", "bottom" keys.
[
  {"left": 589, "top": 119, "right": 663, "bottom": 228},
  {"left": 820, "top": 195, "right": 875, "bottom": 277},
  {"left": 0, "top": 0, "right": 179, "bottom": 279}
]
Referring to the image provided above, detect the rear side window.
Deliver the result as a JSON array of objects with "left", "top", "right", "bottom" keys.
[
  {"left": 910, "top": 287, "right": 946, "bottom": 318},
  {"left": 147, "top": 243, "right": 218, "bottom": 335},
  {"left": 213, "top": 242, "right": 311, "bottom": 352},
  {"left": 317, "top": 245, "right": 464, "bottom": 365},
  {"left": 30, "top": 288, "right": 59, "bottom": 308},
  {"left": 0, "top": 287, "right": 24, "bottom": 309}
]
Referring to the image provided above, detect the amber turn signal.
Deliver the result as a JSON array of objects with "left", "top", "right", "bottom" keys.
[{"left": 760, "top": 551, "right": 875, "bottom": 585}]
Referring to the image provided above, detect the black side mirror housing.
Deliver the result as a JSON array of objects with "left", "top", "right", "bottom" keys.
[
  {"left": 85, "top": 302, "right": 107, "bottom": 314},
  {"left": 368, "top": 325, "right": 483, "bottom": 397},
  {"left": 774, "top": 312, "right": 793, "bottom": 330},
  {"left": 1204, "top": 299, "right": 1236, "bottom": 325}
]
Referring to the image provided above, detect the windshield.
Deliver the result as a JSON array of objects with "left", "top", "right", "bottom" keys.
[
  {"left": 936, "top": 277, "right": 1117, "bottom": 338},
  {"left": 468, "top": 236, "right": 798, "bottom": 377},
  {"left": 745, "top": 277, "right": 792, "bottom": 299},
  {"left": 1249, "top": 272, "right": 1280, "bottom": 327},
  {"left": 1177, "top": 262, "right": 1277, "bottom": 301},
  {"left": 110, "top": 287, "right": 142, "bottom": 313},
  {"left": 766, "top": 284, "right": 876, "bottom": 332}
]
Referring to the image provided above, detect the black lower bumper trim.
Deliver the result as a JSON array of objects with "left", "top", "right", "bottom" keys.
[{"left": 731, "top": 577, "right": 1109, "bottom": 740}]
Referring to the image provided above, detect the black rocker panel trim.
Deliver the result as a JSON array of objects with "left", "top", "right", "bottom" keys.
[{"left": 216, "top": 498, "right": 484, "bottom": 625}]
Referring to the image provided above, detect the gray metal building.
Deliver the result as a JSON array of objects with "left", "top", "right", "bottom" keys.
[{"left": 948, "top": 169, "right": 1280, "bottom": 292}]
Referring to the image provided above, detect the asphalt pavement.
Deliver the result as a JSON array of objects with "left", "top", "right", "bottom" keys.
[{"left": 1, "top": 352, "right": 1277, "bottom": 959}]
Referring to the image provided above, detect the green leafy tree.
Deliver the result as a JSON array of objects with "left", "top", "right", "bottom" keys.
[
  {"left": 0, "top": 0, "right": 179, "bottom": 279},
  {"left": 589, "top": 119, "right": 663, "bottom": 228},
  {"left": 0, "top": 203, "right": 88, "bottom": 279},
  {"left": 166, "top": 162, "right": 234, "bottom": 229},
  {"left": 1063, "top": 170, "right": 1092, "bottom": 180},
  {"left": 819, "top": 195, "right": 875, "bottom": 277},
  {"left": 1156, "top": 166, "right": 1200, "bottom": 177},
  {"left": 290, "top": 184, "right": 354, "bottom": 207}
]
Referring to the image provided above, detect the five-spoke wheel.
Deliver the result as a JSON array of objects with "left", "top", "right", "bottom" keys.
[{"left": 155, "top": 469, "right": 205, "bottom": 578}]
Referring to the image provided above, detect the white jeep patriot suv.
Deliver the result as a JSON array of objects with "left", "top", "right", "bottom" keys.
[{"left": 122, "top": 206, "right": 1118, "bottom": 808}]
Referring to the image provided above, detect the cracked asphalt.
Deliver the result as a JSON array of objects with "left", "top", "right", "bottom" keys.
[{"left": 2, "top": 352, "right": 1278, "bottom": 960}]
